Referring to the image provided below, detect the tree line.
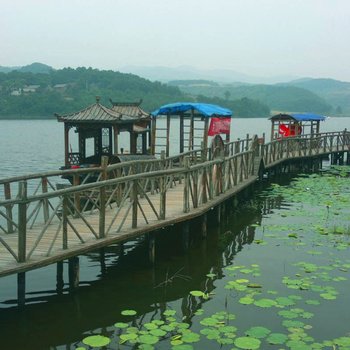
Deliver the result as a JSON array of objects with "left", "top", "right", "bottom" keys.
[{"left": 0, "top": 67, "right": 271, "bottom": 118}]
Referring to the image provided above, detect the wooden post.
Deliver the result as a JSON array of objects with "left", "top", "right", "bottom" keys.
[
  {"left": 62, "top": 195, "right": 68, "bottom": 249},
  {"left": 151, "top": 117, "right": 156, "bottom": 155},
  {"left": 203, "top": 118, "right": 209, "bottom": 153},
  {"left": 148, "top": 233, "right": 156, "bottom": 264},
  {"left": 132, "top": 179, "right": 138, "bottom": 229},
  {"left": 99, "top": 156, "right": 108, "bottom": 238},
  {"left": 68, "top": 257, "right": 80, "bottom": 291},
  {"left": 166, "top": 113, "right": 171, "bottom": 157},
  {"left": 160, "top": 152, "right": 166, "bottom": 219},
  {"left": 201, "top": 214, "right": 207, "bottom": 238},
  {"left": 17, "top": 272, "right": 26, "bottom": 307},
  {"left": 4, "top": 183, "right": 14, "bottom": 233},
  {"left": 183, "top": 157, "right": 190, "bottom": 213},
  {"left": 216, "top": 205, "right": 221, "bottom": 225},
  {"left": 182, "top": 222, "right": 190, "bottom": 252},
  {"left": 56, "top": 261, "right": 64, "bottom": 294},
  {"left": 189, "top": 110, "right": 194, "bottom": 151},
  {"left": 113, "top": 125, "right": 119, "bottom": 154},
  {"left": 42, "top": 176, "right": 49, "bottom": 223},
  {"left": 64, "top": 124, "right": 70, "bottom": 166},
  {"left": 180, "top": 113, "right": 184, "bottom": 153},
  {"left": 73, "top": 174, "right": 81, "bottom": 215},
  {"left": 18, "top": 181, "right": 27, "bottom": 263}
]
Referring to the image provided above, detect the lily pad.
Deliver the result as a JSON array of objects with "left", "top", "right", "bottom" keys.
[
  {"left": 234, "top": 336, "right": 261, "bottom": 349},
  {"left": 82, "top": 335, "right": 111, "bottom": 347}
]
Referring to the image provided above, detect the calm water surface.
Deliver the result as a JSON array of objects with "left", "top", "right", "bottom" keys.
[{"left": 0, "top": 118, "right": 349, "bottom": 350}]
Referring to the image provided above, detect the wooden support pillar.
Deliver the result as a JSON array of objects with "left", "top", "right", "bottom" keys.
[
  {"left": 189, "top": 110, "right": 194, "bottom": 151},
  {"left": 68, "top": 257, "right": 80, "bottom": 291},
  {"left": 148, "top": 233, "right": 156, "bottom": 264},
  {"left": 166, "top": 114, "right": 171, "bottom": 157},
  {"left": 113, "top": 125, "right": 119, "bottom": 154},
  {"left": 201, "top": 214, "right": 207, "bottom": 238},
  {"left": 64, "top": 124, "right": 70, "bottom": 166},
  {"left": 182, "top": 222, "right": 190, "bottom": 252},
  {"left": 73, "top": 174, "right": 81, "bottom": 216},
  {"left": 18, "top": 181, "right": 27, "bottom": 263},
  {"left": 42, "top": 176, "right": 49, "bottom": 223},
  {"left": 56, "top": 261, "right": 64, "bottom": 295},
  {"left": 17, "top": 272, "right": 26, "bottom": 308},
  {"left": 4, "top": 183, "right": 14, "bottom": 233},
  {"left": 180, "top": 113, "right": 184, "bottom": 153},
  {"left": 99, "top": 156, "right": 108, "bottom": 238},
  {"left": 216, "top": 205, "right": 221, "bottom": 225},
  {"left": 99, "top": 248, "right": 106, "bottom": 276},
  {"left": 151, "top": 117, "right": 156, "bottom": 155}
]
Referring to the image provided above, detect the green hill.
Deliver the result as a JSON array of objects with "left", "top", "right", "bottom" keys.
[
  {"left": 282, "top": 78, "right": 350, "bottom": 114},
  {"left": 176, "top": 82, "right": 332, "bottom": 114},
  {"left": 0, "top": 67, "right": 185, "bottom": 117},
  {"left": 0, "top": 66, "right": 271, "bottom": 118}
]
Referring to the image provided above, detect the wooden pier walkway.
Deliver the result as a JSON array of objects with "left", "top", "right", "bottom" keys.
[{"left": 0, "top": 131, "right": 349, "bottom": 277}]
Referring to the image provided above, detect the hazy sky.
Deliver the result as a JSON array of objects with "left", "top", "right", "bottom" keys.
[{"left": 2, "top": 0, "right": 350, "bottom": 81}]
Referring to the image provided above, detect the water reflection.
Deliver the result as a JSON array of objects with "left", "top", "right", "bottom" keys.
[{"left": 0, "top": 193, "right": 282, "bottom": 350}]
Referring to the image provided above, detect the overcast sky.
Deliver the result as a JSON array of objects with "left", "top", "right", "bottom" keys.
[{"left": 1, "top": 0, "right": 350, "bottom": 81}]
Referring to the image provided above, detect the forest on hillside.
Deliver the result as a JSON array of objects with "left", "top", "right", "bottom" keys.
[{"left": 0, "top": 67, "right": 271, "bottom": 118}]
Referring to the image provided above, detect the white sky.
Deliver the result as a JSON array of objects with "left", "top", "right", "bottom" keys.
[{"left": 1, "top": 0, "right": 350, "bottom": 81}]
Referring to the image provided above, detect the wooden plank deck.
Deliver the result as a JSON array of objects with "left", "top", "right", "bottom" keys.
[{"left": 0, "top": 175, "right": 257, "bottom": 277}]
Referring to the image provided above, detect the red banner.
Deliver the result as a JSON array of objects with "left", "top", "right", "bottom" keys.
[{"left": 208, "top": 117, "right": 231, "bottom": 136}]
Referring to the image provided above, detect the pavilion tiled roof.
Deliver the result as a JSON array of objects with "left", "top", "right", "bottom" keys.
[
  {"left": 110, "top": 99, "right": 150, "bottom": 119},
  {"left": 56, "top": 98, "right": 150, "bottom": 123}
]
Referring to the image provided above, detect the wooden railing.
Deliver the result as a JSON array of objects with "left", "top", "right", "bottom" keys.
[{"left": 0, "top": 130, "right": 349, "bottom": 265}]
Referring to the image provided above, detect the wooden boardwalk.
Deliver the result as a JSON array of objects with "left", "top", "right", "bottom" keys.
[{"left": 0, "top": 131, "right": 349, "bottom": 277}]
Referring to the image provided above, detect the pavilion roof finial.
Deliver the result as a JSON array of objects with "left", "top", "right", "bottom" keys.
[{"left": 96, "top": 96, "right": 101, "bottom": 103}]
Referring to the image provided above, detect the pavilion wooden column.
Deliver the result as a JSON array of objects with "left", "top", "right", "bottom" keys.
[
  {"left": 151, "top": 117, "right": 156, "bottom": 155},
  {"left": 64, "top": 124, "right": 70, "bottom": 166},
  {"left": 189, "top": 109, "right": 194, "bottom": 150},
  {"left": 203, "top": 118, "right": 209, "bottom": 151},
  {"left": 113, "top": 125, "right": 119, "bottom": 154},
  {"left": 180, "top": 113, "right": 184, "bottom": 153},
  {"left": 166, "top": 114, "right": 170, "bottom": 157}
]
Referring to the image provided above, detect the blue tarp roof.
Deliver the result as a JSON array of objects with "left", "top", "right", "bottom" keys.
[
  {"left": 270, "top": 113, "right": 326, "bottom": 122},
  {"left": 151, "top": 102, "right": 232, "bottom": 117}
]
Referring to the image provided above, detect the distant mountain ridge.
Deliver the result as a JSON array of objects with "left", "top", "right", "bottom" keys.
[
  {"left": 119, "top": 65, "right": 298, "bottom": 84},
  {"left": 0, "top": 62, "right": 53, "bottom": 74}
]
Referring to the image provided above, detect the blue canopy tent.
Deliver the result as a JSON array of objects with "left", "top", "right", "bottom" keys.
[
  {"left": 150, "top": 102, "right": 233, "bottom": 156},
  {"left": 269, "top": 112, "right": 327, "bottom": 140}
]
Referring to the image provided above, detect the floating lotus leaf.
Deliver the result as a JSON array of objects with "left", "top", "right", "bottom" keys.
[
  {"left": 282, "top": 320, "right": 305, "bottom": 328},
  {"left": 181, "top": 331, "right": 200, "bottom": 343},
  {"left": 82, "top": 335, "right": 111, "bottom": 347},
  {"left": 114, "top": 322, "right": 129, "bottom": 328},
  {"left": 171, "top": 344, "right": 194, "bottom": 350},
  {"left": 150, "top": 329, "right": 166, "bottom": 337},
  {"left": 190, "top": 290, "right": 204, "bottom": 297},
  {"left": 278, "top": 310, "right": 299, "bottom": 319},
  {"left": 334, "top": 337, "right": 350, "bottom": 347},
  {"left": 320, "top": 293, "right": 337, "bottom": 300},
  {"left": 305, "top": 299, "right": 320, "bottom": 305},
  {"left": 121, "top": 309, "right": 137, "bottom": 316},
  {"left": 144, "top": 322, "right": 158, "bottom": 330},
  {"left": 120, "top": 333, "right": 138, "bottom": 342},
  {"left": 234, "top": 336, "right": 261, "bottom": 349},
  {"left": 253, "top": 298, "right": 277, "bottom": 308},
  {"left": 276, "top": 297, "right": 295, "bottom": 306},
  {"left": 164, "top": 310, "right": 177, "bottom": 316},
  {"left": 245, "top": 326, "right": 271, "bottom": 338},
  {"left": 301, "top": 312, "right": 314, "bottom": 319},
  {"left": 286, "top": 339, "right": 309, "bottom": 350},
  {"left": 239, "top": 296, "right": 254, "bottom": 305},
  {"left": 138, "top": 334, "right": 159, "bottom": 345},
  {"left": 206, "top": 273, "right": 216, "bottom": 278},
  {"left": 266, "top": 332, "right": 288, "bottom": 345},
  {"left": 200, "top": 328, "right": 220, "bottom": 340}
]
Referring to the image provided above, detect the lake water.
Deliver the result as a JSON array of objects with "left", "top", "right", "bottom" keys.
[{"left": 0, "top": 118, "right": 349, "bottom": 350}]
